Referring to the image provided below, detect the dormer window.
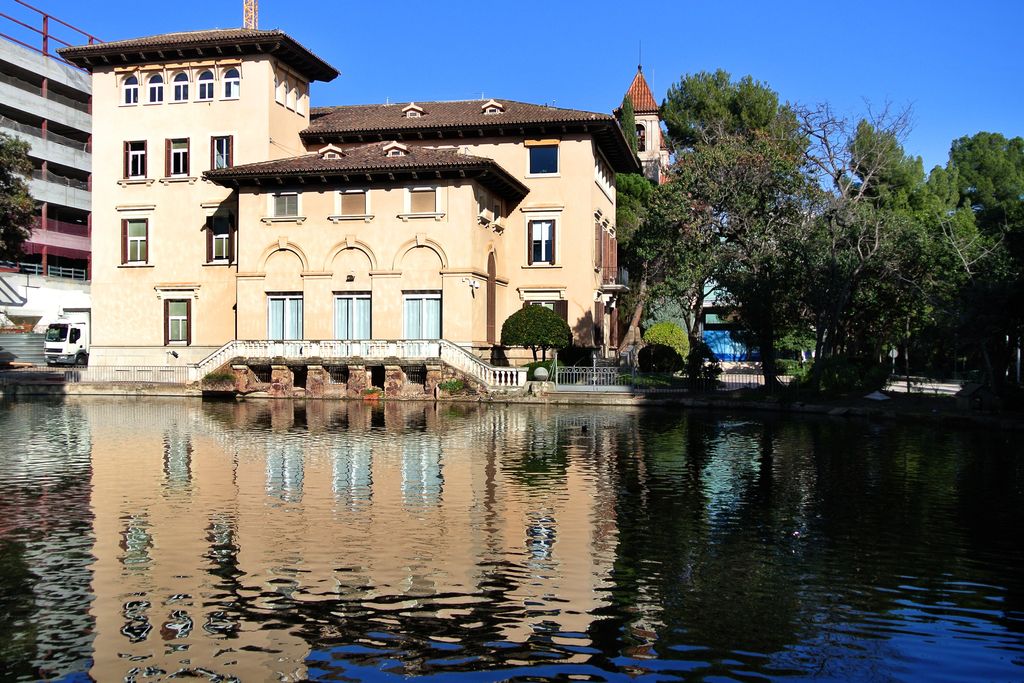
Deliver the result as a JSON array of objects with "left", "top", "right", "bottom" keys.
[
  {"left": 317, "top": 144, "right": 344, "bottom": 160},
  {"left": 481, "top": 99, "right": 505, "bottom": 115},
  {"left": 403, "top": 103, "right": 425, "bottom": 118},
  {"left": 324, "top": 151, "right": 341, "bottom": 159},
  {"left": 383, "top": 141, "right": 409, "bottom": 157}
]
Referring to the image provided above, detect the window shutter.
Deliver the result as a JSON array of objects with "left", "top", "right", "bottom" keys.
[
  {"left": 205, "top": 216, "right": 213, "bottom": 262},
  {"left": 184, "top": 138, "right": 190, "bottom": 176},
  {"left": 549, "top": 223, "right": 556, "bottom": 264},
  {"left": 227, "top": 135, "right": 233, "bottom": 167},
  {"left": 143, "top": 219, "right": 149, "bottom": 263},
  {"left": 554, "top": 300, "right": 568, "bottom": 322},
  {"left": 209, "top": 136, "right": 215, "bottom": 170},
  {"left": 121, "top": 219, "right": 127, "bottom": 264},
  {"left": 123, "top": 142, "right": 129, "bottom": 178},
  {"left": 185, "top": 299, "right": 192, "bottom": 345},
  {"left": 163, "top": 299, "right": 170, "bottom": 345},
  {"left": 228, "top": 217, "right": 236, "bottom": 264},
  {"left": 595, "top": 222, "right": 602, "bottom": 269},
  {"left": 141, "top": 141, "right": 147, "bottom": 177},
  {"left": 526, "top": 223, "right": 534, "bottom": 266},
  {"left": 164, "top": 139, "right": 171, "bottom": 177}
]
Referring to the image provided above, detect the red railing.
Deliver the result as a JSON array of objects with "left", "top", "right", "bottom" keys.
[{"left": 0, "top": 0, "right": 101, "bottom": 68}]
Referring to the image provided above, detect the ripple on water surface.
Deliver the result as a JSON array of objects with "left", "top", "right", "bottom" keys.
[{"left": 0, "top": 397, "right": 1022, "bottom": 682}]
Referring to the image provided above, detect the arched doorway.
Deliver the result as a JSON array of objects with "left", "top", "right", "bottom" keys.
[{"left": 486, "top": 252, "right": 497, "bottom": 345}]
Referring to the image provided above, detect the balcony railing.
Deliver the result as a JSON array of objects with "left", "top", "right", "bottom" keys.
[
  {"left": 31, "top": 168, "right": 88, "bottom": 191},
  {"left": 191, "top": 339, "right": 527, "bottom": 390},
  {"left": 0, "top": 114, "right": 90, "bottom": 151},
  {"left": 34, "top": 216, "right": 89, "bottom": 238}
]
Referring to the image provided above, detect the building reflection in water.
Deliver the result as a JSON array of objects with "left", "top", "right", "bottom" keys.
[{"left": 78, "top": 398, "right": 623, "bottom": 681}]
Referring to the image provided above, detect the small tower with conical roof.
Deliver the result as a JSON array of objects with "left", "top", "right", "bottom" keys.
[{"left": 623, "top": 65, "right": 670, "bottom": 183}]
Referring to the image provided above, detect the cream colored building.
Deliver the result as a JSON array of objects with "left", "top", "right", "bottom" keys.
[{"left": 60, "top": 30, "right": 638, "bottom": 367}]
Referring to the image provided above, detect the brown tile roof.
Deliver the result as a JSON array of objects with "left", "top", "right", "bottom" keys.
[
  {"left": 303, "top": 99, "right": 641, "bottom": 174},
  {"left": 58, "top": 28, "right": 338, "bottom": 82},
  {"left": 204, "top": 142, "right": 529, "bottom": 201},
  {"left": 625, "top": 66, "right": 659, "bottom": 115}
]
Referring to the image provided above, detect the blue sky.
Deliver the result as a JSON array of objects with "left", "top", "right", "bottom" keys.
[{"left": 10, "top": 0, "right": 1023, "bottom": 171}]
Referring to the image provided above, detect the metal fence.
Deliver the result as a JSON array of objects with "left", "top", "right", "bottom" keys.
[{"left": 554, "top": 366, "right": 791, "bottom": 394}]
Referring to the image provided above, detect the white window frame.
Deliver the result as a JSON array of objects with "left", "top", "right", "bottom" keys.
[
  {"left": 172, "top": 72, "right": 190, "bottom": 102},
  {"left": 527, "top": 144, "right": 559, "bottom": 177},
  {"left": 274, "top": 72, "right": 285, "bottom": 105},
  {"left": 147, "top": 74, "right": 164, "bottom": 104},
  {"left": 334, "top": 293, "right": 372, "bottom": 340},
  {"left": 271, "top": 192, "right": 300, "bottom": 217},
  {"left": 210, "top": 215, "right": 232, "bottom": 261},
  {"left": 166, "top": 300, "right": 190, "bottom": 344},
  {"left": 335, "top": 189, "right": 371, "bottom": 218},
  {"left": 127, "top": 141, "right": 146, "bottom": 179},
  {"left": 123, "top": 75, "right": 139, "bottom": 105},
  {"left": 212, "top": 135, "right": 232, "bottom": 170},
  {"left": 125, "top": 218, "right": 148, "bottom": 263},
  {"left": 404, "top": 186, "right": 440, "bottom": 214},
  {"left": 267, "top": 293, "right": 303, "bottom": 341},
  {"left": 197, "top": 70, "right": 215, "bottom": 101},
  {"left": 170, "top": 139, "right": 189, "bottom": 177},
  {"left": 403, "top": 292, "right": 442, "bottom": 340},
  {"left": 528, "top": 217, "right": 556, "bottom": 265},
  {"left": 223, "top": 67, "right": 240, "bottom": 99}
]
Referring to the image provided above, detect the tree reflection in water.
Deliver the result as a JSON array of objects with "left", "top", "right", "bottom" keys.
[{"left": 0, "top": 397, "right": 1020, "bottom": 682}]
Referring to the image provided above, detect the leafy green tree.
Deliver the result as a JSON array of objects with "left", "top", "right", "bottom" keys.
[
  {"left": 500, "top": 305, "right": 571, "bottom": 362},
  {"left": 0, "top": 134, "right": 34, "bottom": 261},
  {"left": 946, "top": 132, "right": 1024, "bottom": 390},
  {"left": 620, "top": 96, "right": 638, "bottom": 155}
]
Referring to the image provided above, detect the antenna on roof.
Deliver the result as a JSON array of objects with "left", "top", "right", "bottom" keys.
[
  {"left": 638, "top": 41, "right": 642, "bottom": 71},
  {"left": 243, "top": 0, "right": 258, "bottom": 29}
]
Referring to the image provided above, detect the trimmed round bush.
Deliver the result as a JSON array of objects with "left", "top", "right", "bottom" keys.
[
  {"left": 501, "top": 306, "right": 571, "bottom": 361},
  {"left": 642, "top": 321, "right": 690, "bottom": 360},
  {"left": 638, "top": 344, "right": 683, "bottom": 373}
]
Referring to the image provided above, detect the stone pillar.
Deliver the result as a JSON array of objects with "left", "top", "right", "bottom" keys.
[
  {"left": 231, "top": 364, "right": 251, "bottom": 392},
  {"left": 384, "top": 364, "right": 405, "bottom": 398},
  {"left": 347, "top": 363, "right": 368, "bottom": 398},
  {"left": 425, "top": 362, "right": 442, "bottom": 399},
  {"left": 270, "top": 365, "right": 293, "bottom": 398},
  {"left": 306, "top": 365, "right": 327, "bottom": 398}
]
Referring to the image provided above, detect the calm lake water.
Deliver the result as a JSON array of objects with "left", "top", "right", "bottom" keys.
[{"left": 0, "top": 398, "right": 1021, "bottom": 682}]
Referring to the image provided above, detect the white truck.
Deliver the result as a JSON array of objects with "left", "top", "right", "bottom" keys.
[{"left": 44, "top": 310, "right": 90, "bottom": 366}]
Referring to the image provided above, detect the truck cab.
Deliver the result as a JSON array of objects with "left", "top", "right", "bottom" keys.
[{"left": 44, "top": 318, "right": 90, "bottom": 366}]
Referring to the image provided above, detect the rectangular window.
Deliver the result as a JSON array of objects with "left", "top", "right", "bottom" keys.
[
  {"left": 528, "top": 145, "right": 559, "bottom": 175},
  {"left": 526, "top": 299, "right": 568, "bottom": 321},
  {"left": 273, "top": 192, "right": 299, "bottom": 217},
  {"left": 403, "top": 293, "right": 441, "bottom": 339},
  {"left": 409, "top": 188, "right": 436, "bottom": 214},
  {"left": 207, "top": 215, "right": 233, "bottom": 263},
  {"left": 211, "top": 135, "right": 233, "bottom": 169},
  {"left": 124, "top": 141, "right": 147, "bottom": 179},
  {"left": 165, "top": 299, "right": 191, "bottom": 345},
  {"left": 334, "top": 293, "right": 371, "bottom": 340},
  {"left": 340, "top": 190, "right": 367, "bottom": 216},
  {"left": 166, "top": 138, "right": 189, "bottom": 177},
  {"left": 528, "top": 219, "right": 555, "bottom": 265},
  {"left": 268, "top": 294, "right": 303, "bottom": 340},
  {"left": 121, "top": 218, "right": 148, "bottom": 264}
]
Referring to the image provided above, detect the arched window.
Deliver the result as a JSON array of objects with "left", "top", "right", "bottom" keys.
[
  {"left": 636, "top": 124, "right": 647, "bottom": 152},
  {"left": 197, "top": 70, "right": 214, "bottom": 100},
  {"left": 147, "top": 74, "right": 163, "bottom": 103},
  {"left": 173, "top": 72, "right": 189, "bottom": 102},
  {"left": 223, "top": 68, "right": 240, "bottom": 99},
  {"left": 123, "top": 75, "right": 139, "bottom": 105}
]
